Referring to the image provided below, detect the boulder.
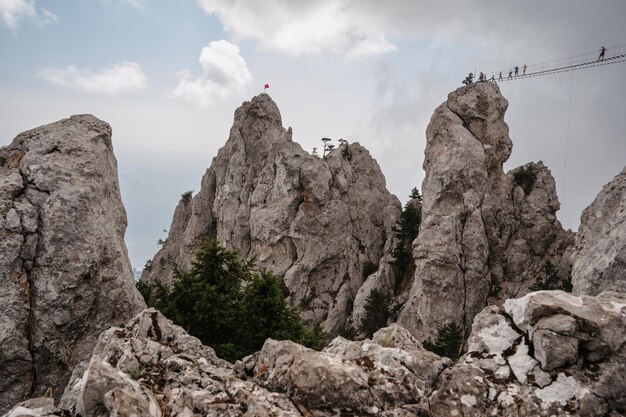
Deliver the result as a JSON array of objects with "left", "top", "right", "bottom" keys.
[
  {"left": 245, "top": 324, "right": 448, "bottom": 415},
  {"left": 5, "top": 291, "right": 625, "bottom": 416},
  {"left": 430, "top": 290, "right": 626, "bottom": 416},
  {"left": 572, "top": 166, "right": 626, "bottom": 295},
  {"left": 0, "top": 115, "right": 145, "bottom": 413}
]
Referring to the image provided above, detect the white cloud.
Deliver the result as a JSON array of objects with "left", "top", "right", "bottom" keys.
[
  {"left": 99, "top": 0, "right": 149, "bottom": 10},
  {"left": 40, "top": 8, "right": 58, "bottom": 24},
  {"left": 0, "top": 0, "right": 58, "bottom": 30},
  {"left": 196, "top": 0, "right": 396, "bottom": 59},
  {"left": 38, "top": 62, "right": 148, "bottom": 95},
  {"left": 174, "top": 40, "right": 253, "bottom": 106},
  {"left": 0, "top": 0, "right": 35, "bottom": 30}
]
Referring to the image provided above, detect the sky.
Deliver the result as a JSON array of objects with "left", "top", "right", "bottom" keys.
[{"left": 1, "top": 0, "right": 625, "bottom": 269}]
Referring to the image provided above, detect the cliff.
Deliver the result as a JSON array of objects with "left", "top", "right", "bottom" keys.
[{"left": 0, "top": 115, "right": 145, "bottom": 412}]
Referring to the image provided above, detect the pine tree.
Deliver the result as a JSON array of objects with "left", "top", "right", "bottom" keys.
[
  {"left": 137, "top": 239, "right": 325, "bottom": 362},
  {"left": 422, "top": 323, "right": 463, "bottom": 360}
]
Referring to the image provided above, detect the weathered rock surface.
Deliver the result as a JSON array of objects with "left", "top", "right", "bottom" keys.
[
  {"left": 244, "top": 323, "right": 448, "bottom": 416},
  {"left": 7, "top": 291, "right": 625, "bottom": 417},
  {"left": 0, "top": 115, "right": 145, "bottom": 413},
  {"left": 572, "top": 166, "right": 626, "bottom": 295},
  {"left": 397, "top": 82, "right": 574, "bottom": 340},
  {"left": 142, "top": 94, "right": 401, "bottom": 334},
  {"left": 429, "top": 290, "right": 626, "bottom": 416}
]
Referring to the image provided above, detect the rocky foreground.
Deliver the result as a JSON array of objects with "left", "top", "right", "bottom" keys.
[
  {"left": 1, "top": 83, "right": 625, "bottom": 416},
  {"left": 6, "top": 289, "right": 626, "bottom": 417}
]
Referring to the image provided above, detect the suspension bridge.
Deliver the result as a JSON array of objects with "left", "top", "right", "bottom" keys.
[{"left": 478, "top": 43, "right": 626, "bottom": 82}]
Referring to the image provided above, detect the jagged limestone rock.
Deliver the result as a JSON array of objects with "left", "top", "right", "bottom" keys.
[
  {"left": 429, "top": 290, "right": 626, "bottom": 416},
  {"left": 397, "top": 83, "right": 573, "bottom": 341},
  {"left": 572, "top": 166, "right": 626, "bottom": 295},
  {"left": 0, "top": 115, "right": 145, "bottom": 413},
  {"left": 242, "top": 323, "right": 448, "bottom": 415},
  {"left": 142, "top": 94, "right": 401, "bottom": 334},
  {"left": 57, "top": 309, "right": 301, "bottom": 417},
  {"left": 7, "top": 291, "right": 624, "bottom": 416}
]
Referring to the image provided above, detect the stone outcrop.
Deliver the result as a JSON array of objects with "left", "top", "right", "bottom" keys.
[
  {"left": 142, "top": 94, "right": 401, "bottom": 334},
  {"left": 431, "top": 290, "right": 626, "bottom": 416},
  {"left": 572, "top": 166, "right": 626, "bottom": 295},
  {"left": 244, "top": 323, "right": 449, "bottom": 416},
  {"left": 7, "top": 290, "right": 625, "bottom": 416},
  {"left": 0, "top": 115, "right": 145, "bottom": 413},
  {"left": 397, "top": 82, "right": 574, "bottom": 340}
]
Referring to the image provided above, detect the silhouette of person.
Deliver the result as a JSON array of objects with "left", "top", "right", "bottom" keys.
[
  {"left": 508, "top": 70, "right": 513, "bottom": 80},
  {"left": 479, "top": 71, "right": 485, "bottom": 82},
  {"left": 498, "top": 71, "right": 503, "bottom": 81},
  {"left": 523, "top": 64, "right": 527, "bottom": 75},
  {"left": 598, "top": 46, "right": 606, "bottom": 61},
  {"left": 515, "top": 66, "right": 519, "bottom": 76}
]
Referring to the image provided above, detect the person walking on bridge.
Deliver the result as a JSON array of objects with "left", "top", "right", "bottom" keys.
[
  {"left": 598, "top": 46, "right": 606, "bottom": 61},
  {"left": 508, "top": 69, "right": 513, "bottom": 80},
  {"left": 515, "top": 65, "right": 519, "bottom": 76},
  {"left": 523, "top": 64, "right": 527, "bottom": 75},
  {"left": 498, "top": 71, "right": 503, "bottom": 81}
]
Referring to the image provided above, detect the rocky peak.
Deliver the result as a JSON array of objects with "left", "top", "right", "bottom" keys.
[
  {"left": 142, "top": 94, "right": 401, "bottom": 334},
  {"left": 0, "top": 115, "right": 145, "bottom": 413},
  {"left": 445, "top": 82, "right": 512, "bottom": 171},
  {"left": 397, "top": 82, "right": 573, "bottom": 341}
]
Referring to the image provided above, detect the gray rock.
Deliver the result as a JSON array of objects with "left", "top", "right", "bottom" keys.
[
  {"left": 533, "top": 329, "right": 578, "bottom": 370},
  {"left": 572, "top": 166, "right": 626, "bottom": 295},
  {"left": 0, "top": 115, "right": 145, "bottom": 413},
  {"left": 141, "top": 94, "right": 401, "bottom": 334},
  {"left": 249, "top": 327, "right": 447, "bottom": 414},
  {"left": 397, "top": 83, "right": 573, "bottom": 341},
  {"left": 59, "top": 309, "right": 302, "bottom": 417},
  {"left": 3, "top": 398, "right": 62, "bottom": 417},
  {"left": 5, "top": 291, "right": 625, "bottom": 416},
  {"left": 430, "top": 290, "right": 626, "bottom": 416}
]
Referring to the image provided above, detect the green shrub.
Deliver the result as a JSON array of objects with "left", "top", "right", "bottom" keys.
[
  {"left": 422, "top": 322, "right": 463, "bottom": 361},
  {"left": 512, "top": 165, "right": 538, "bottom": 195},
  {"left": 338, "top": 319, "right": 359, "bottom": 340},
  {"left": 360, "top": 289, "right": 390, "bottom": 338},
  {"left": 362, "top": 261, "right": 378, "bottom": 279},
  {"left": 181, "top": 190, "right": 193, "bottom": 201},
  {"left": 137, "top": 239, "right": 325, "bottom": 362}
]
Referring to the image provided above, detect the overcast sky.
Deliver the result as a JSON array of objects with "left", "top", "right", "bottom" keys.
[{"left": 1, "top": 0, "right": 625, "bottom": 268}]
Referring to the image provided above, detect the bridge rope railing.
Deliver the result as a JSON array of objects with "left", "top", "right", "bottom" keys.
[{"left": 478, "top": 43, "right": 626, "bottom": 82}]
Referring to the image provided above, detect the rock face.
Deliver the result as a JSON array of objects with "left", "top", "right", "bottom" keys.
[
  {"left": 431, "top": 290, "right": 626, "bottom": 416},
  {"left": 0, "top": 115, "right": 145, "bottom": 413},
  {"left": 245, "top": 323, "right": 449, "bottom": 416},
  {"left": 7, "top": 290, "right": 625, "bottom": 417},
  {"left": 572, "top": 166, "right": 626, "bottom": 295},
  {"left": 142, "top": 94, "right": 401, "bottom": 334},
  {"left": 397, "top": 82, "right": 574, "bottom": 340}
]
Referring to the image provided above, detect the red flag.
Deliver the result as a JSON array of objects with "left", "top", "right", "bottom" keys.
[{"left": 264, "top": 83, "right": 270, "bottom": 89}]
